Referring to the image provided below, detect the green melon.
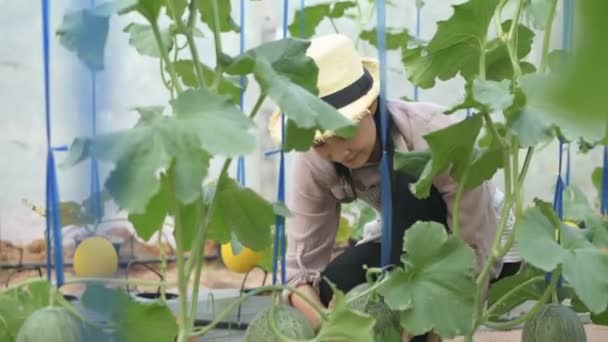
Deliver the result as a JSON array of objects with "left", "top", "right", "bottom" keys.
[
  {"left": 346, "top": 283, "right": 402, "bottom": 342},
  {"left": 244, "top": 304, "right": 315, "bottom": 341},
  {"left": 522, "top": 304, "right": 587, "bottom": 342},
  {"left": 16, "top": 306, "right": 83, "bottom": 342}
]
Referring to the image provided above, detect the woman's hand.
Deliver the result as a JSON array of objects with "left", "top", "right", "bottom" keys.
[{"left": 289, "top": 284, "right": 325, "bottom": 331}]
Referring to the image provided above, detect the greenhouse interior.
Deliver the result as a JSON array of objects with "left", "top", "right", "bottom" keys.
[{"left": 1, "top": 0, "right": 607, "bottom": 341}]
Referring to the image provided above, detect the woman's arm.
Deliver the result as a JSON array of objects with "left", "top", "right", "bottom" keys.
[
  {"left": 282, "top": 152, "right": 342, "bottom": 308},
  {"left": 290, "top": 284, "right": 325, "bottom": 330}
]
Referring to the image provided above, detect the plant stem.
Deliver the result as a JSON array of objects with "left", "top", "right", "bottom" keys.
[
  {"left": 151, "top": 21, "right": 183, "bottom": 94},
  {"left": 470, "top": 149, "right": 514, "bottom": 333},
  {"left": 49, "top": 282, "right": 57, "bottom": 306},
  {"left": 210, "top": 0, "right": 224, "bottom": 90},
  {"left": 496, "top": 146, "right": 534, "bottom": 257},
  {"left": 539, "top": 0, "right": 559, "bottom": 73},
  {"left": 345, "top": 274, "right": 390, "bottom": 306},
  {"left": 512, "top": 143, "right": 523, "bottom": 218},
  {"left": 168, "top": 172, "right": 190, "bottom": 342},
  {"left": 159, "top": 58, "right": 175, "bottom": 99},
  {"left": 191, "top": 285, "right": 328, "bottom": 337},
  {"left": 329, "top": 17, "right": 340, "bottom": 34},
  {"left": 452, "top": 163, "right": 472, "bottom": 239},
  {"left": 518, "top": 147, "right": 534, "bottom": 185},
  {"left": 477, "top": 153, "right": 512, "bottom": 287},
  {"left": 494, "top": 0, "right": 508, "bottom": 39},
  {"left": 484, "top": 269, "right": 561, "bottom": 330},
  {"left": 188, "top": 204, "right": 208, "bottom": 322},
  {"left": 479, "top": 36, "right": 487, "bottom": 80},
  {"left": 483, "top": 275, "right": 544, "bottom": 320},
  {"left": 506, "top": 0, "right": 526, "bottom": 79},
  {"left": 158, "top": 229, "right": 168, "bottom": 302},
  {"left": 185, "top": 0, "right": 208, "bottom": 88},
  {"left": 482, "top": 112, "right": 507, "bottom": 149}
]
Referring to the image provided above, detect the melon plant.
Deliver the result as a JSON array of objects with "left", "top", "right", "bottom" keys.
[
  {"left": 346, "top": 283, "right": 402, "bottom": 341},
  {"left": 16, "top": 306, "right": 83, "bottom": 342},
  {"left": 244, "top": 304, "right": 315, "bottom": 342},
  {"left": 521, "top": 304, "right": 587, "bottom": 342},
  {"left": 4, "top": 0, "right": 603, "bottom": 341}
]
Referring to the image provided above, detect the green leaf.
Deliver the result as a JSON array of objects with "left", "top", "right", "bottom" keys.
[
  {"left": 209, "top": 177, "right": 273, "bottom": 251},
  {"left": 515, "top": 202, "right": 569, "bottom": 271},
  {"left": 516, "top": 200, "right": 608, "bottom": 313},
  {"left": 521, "top": 72, "right": 608, "bottom": 142},
  {"left": 562, "top": 248, "right": 608, "bottom": 313},
  {"left": 81, "top": 284, "right": 177, "bottom": 342},
  {"left": 289, "top": 4, "right": 329, "bottom": 39},
  {"left": 472, "top": 79, "right": 514, "bottom": 112},
  {"left": 166, "top": 0, "right": 187, "bottom": 19},
  {"left": 135, "top": 0, "right": 164, "bottom": 22},
  {"left": 466, "top": 144, "right": 503, "bottom": 189},
  {"left": 379, "top": 222, "right": 476, "bottom": 338},
  {"left": 288, "top": 2, "right": 356, "bottom": 38},
  {"left": 226, "top": 38, "right": 356, "bottom": 149},
  {"left": 315, "top": 287, "right": 376, "bottom": 342},
  {"left": 173, "top": 59, "right": 242, "bottom": 103},
  {"left": 487, "top": 266, "right": 545, "bottom": 319},
  {"left": 402, "top": 0, "right": 500, "bottom": 88},
  {"left": 411, "top": 114, "right": 483, "bottom": 198},
  {"left": 336, "top": 216, "right": 353, "bottom": 243},
  {"left": 485, "top": 22, "right": 536, "bottom": 81},
  {"left": 229, "top": 232, "right": 245, "bottom": 255},
  {"left": 563, "top": 185, "right": 595, "bottom": 223},
  {"left": 197, "top": 0, "right": 239, "bottom": 33},
  {"left": 123, "top": 23, "right": 172, "bottom": 58},
  {"left": 331, "top": 1, "right": 357, "bottom": 17},
  {"left": 0, "top": 280, "right": 55, "bottom": 341},
  {"left": 521, "top": 1, "right": 608, "bottom": 143},
  {"left": 507, "top": 110, "right": 555, "bottom": 148},
  {"left": 503, "top": 84, "right": 554, "bottom": 148},
  {"left": 393, "top": 150, "right": 431, "bottom": 179},
  {"left": 177, "top": 196, "right": 203, "bottom": 252},
  {"left": 284, "top": 119, "right": 317, "bottom": 151},
  {"left": 128, "top": 177, "right": 170, "bottom": 241},
  {"left": 0, "top": 280, "right": 78, "bottom": 340},
  {"left": 572, "top": 294, "right": 608, "bottom": 325},
  {"left": 360, "top": 28, "right": 413, "bottom": 50},
  {"left": 592, "top": 167, "right": 603, "bottom": 196},
  {"left": 56, "top": 6, "right": 110, "bottom": 71},
  {"left": 587, "top": 218, "right": 608, "bottom": 249},
  {"left": 591, "top": 308, "right": 608, "bottom": 325},
  {"left": 63, "top": 90, "right": 250, "bottom": 213},
  {"left": 169, "top": 89, "right": 255, "bottom": 156}
]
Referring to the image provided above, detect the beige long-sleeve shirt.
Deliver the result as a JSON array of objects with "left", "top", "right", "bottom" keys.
[{"left": 283, "top": 99, "right": 506, "bottom": 298}]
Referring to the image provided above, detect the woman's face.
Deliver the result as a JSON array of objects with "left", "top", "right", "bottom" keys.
[{"left": 312, "top": 102, "right": 379, "bottom": 168}]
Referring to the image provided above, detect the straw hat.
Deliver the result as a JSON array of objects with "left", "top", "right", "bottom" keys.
[{"left": 268, "top": 33, "right": 381, "bottom": 145}]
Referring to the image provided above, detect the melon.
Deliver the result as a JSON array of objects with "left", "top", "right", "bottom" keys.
[
  {"left": 522, "top": 304, "right": 587, "bottom": 342},
  {"left": 220, "top": 243, "right": 262, "bottom": 274},
  {"left": 244, "top": 304, "right": 315, "bottom": 341},
  {"left": 346, "top": 283, "right": 402, "bottom": 341},
  {"left": 73, "top": 236, "right": 118, "bottom": 277},
  {"left": 16, "top": 306, "right": 83, "bottom": 342}
]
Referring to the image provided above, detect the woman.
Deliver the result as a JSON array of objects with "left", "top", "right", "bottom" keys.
[{"left": 268, "top": 34, "right": 520, "bottom": 341}]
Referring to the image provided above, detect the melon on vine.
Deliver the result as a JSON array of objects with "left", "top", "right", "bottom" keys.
[
  {"left": 522, "top": 304, "right": 587, "bottom": 342},
  {"left": 16, "top": 306, "right": 83, "bottom": 342}
]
